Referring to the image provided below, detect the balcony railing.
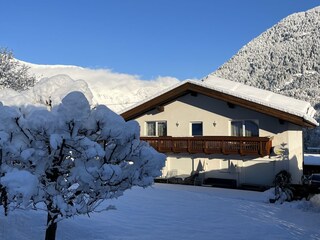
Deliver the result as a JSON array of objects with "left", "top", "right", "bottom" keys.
[{"left": 141, "top": 136, "right": 272, "bottom": 157}]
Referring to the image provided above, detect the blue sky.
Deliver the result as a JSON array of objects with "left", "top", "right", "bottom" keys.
[{"left": 1, "top": 0, "right": 319, "bottom": 80}]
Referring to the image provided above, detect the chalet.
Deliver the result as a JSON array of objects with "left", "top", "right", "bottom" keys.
[{"left": 120, "top": 76, "right": 318, "bottom": 188}]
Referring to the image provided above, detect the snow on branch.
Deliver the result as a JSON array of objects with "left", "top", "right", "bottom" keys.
[{"left": 0, "top": 91, "right": 165, "bottom": 228}]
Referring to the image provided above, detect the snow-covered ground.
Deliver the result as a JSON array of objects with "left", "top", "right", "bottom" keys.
[{"left": 1, "top": 183, "right": 320, "bottom": 240}]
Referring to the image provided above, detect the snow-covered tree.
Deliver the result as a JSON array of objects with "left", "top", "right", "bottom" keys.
[
  {"left": 0, "top": 48, "right": 36, "bottom": 91},
  {"left": 0, "top": 91, "right": 165, "bottom": 240}
]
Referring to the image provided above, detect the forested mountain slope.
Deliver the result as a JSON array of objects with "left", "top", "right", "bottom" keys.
[{"left": 207, "top": 6, "right": 320, "bottom": 148}]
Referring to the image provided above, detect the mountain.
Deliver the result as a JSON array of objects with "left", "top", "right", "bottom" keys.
[
  {"left": 206, "top": 6, "right": 320, "bottom": 148},
  {"left": 24, "top": 62, "right": 180, "bottom": 112}
]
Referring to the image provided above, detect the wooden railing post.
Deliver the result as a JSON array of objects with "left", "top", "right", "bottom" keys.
[
  {"left": 222, "top": 140, "right": 225, "bottom": 154},
  {"left": 259, "top": 141, "right": 263, "bottom": 156}
]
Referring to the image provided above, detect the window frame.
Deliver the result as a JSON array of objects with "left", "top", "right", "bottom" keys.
[
  {"left": 230, "top": 120, "right": 259, "bottom": 137},
  {"left": 146, "top": 121, "right": 156, "bottom": 136},
  {"left": 145, "top": 121, "right": 167, "bottom": 137},
  {"left": 190, "top": 121, "right": 203, "bottom": 136}
]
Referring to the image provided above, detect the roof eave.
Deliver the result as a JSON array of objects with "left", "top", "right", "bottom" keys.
[{"left": 121, "top": 81, "right": 318, "bottom": 128}]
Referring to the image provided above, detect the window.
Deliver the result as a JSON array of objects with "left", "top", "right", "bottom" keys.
[
  {"left": 191, "top": 122, "right": 203, "bottom": 136},
  {"left": 146, "top": 121, "right": 167, "bottom": 136},
  {"left": 231, "top": 120, "right": 258, "bottom": 137},
  {"left": 157, "top": 122, "right": 167, "bottom": 137},
  {"left": 147, "top": 122, "right": 156, "bottom": 136},
  {"left": 231, "top": 121, "right": 243, "bottom": 137}
]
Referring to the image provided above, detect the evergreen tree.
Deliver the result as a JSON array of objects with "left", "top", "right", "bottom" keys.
[{"left": 0, "top": 48, "right": 36, "bottom": 91}]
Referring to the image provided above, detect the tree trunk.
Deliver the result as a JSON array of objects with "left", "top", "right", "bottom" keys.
[
  {"left": 45, "top": 212, "right": 58, "bottom": 240},
  {"left": 0, "top": 187, "right": 8, "bottom": 216}
]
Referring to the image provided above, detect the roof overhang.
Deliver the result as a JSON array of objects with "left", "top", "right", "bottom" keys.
[{"left": 121, "top": 81, "right": 318, "bottom": 128}]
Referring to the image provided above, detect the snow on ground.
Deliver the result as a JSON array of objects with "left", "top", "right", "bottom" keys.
[
  {"left": 305, "top": 154, "right": 320, "bottom": 166},
  {"left": 1, "top": 183, "right": 320, "bottom": 240}
]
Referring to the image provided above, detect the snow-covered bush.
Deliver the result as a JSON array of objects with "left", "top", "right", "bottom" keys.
[
  {"left": 32, "top": 74, "right": 94, "bottom": 108},
  {"left": 270, "top": 170, "right": 294, "bottom": 203},
  {"left": 0, "top": 91, "right": 165, "bottom": 240},
  {"left": 308, "top": 194, "right": 320, "bottom": 211}
]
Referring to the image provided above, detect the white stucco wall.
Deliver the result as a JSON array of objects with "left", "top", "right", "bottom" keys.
[{"left": 287, "top": 124, "right": 304, "bottom": 183}]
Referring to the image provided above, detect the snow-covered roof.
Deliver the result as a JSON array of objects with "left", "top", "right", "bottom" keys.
[
  {"left": 202, "top": 76, "right": 318, "bottom": 126},
  {"left": 121, "top": 77, "right": 318, "bottom": 127},
  {"left": 304, "top": 154, "right": 320, "bottom": 166}
]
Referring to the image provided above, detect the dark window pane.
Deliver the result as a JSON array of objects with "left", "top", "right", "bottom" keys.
[
  {"left": 244, "top": 120, "right": 259, "bottom": 137},
  {"left": 147, "top": 122, "right": 156, "bottom": 136},
  {"left": 231, "top": 121, "right": 242, "bottom": 136},
  {"left": 158, "top": 122, "right": 167, "bottom": 136},
  {"left": 192, "top": 123, "right": 203, "bottom": 136}
]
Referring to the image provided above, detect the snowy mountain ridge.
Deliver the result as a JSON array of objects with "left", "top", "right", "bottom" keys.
[
  {"left": 23, "top": 61, "right": 180, "bottom": 112},
  {"left": 208, "top": 6, "right": 320, "bottom": 104},
  {"left": 208, "top": 6, "right": 320, "bottom": 147}
]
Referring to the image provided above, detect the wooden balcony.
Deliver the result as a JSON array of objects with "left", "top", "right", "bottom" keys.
[{"left": 141, "top": 136, "right": 272, "bottom": 157}]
